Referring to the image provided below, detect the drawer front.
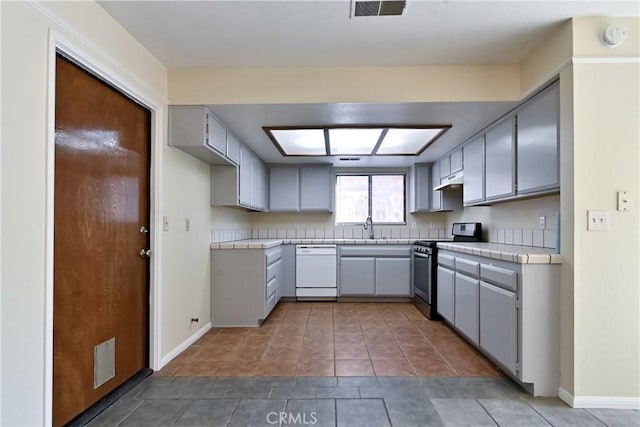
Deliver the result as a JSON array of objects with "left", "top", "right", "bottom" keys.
[
  {"left": 266, "top": 261, "right": 278, "bottom": 282},
  {"left": 480, "top": 264, "right": 518, "bottom": 291},
  {"left": 455, "top": 258, "right": 480, "bottom": 278},
  {"left": 438, "top": 253, "right": 455, "bottom": 269},
  {"left": 266, "top": 277, "right": 278, "bottom": 300},
  {"left": 265, "top": 247, "right": 283, "bottom": 266},
  {"left": 339, "top": 246, "right": 411, "bottom": 258},
  {"left": 266, "top": 291, "right": 277, "bottom": 316}
]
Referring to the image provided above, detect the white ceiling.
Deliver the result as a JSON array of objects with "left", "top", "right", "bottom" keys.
[
  {"left": 99, "top": 0, "right": 637, "bottom": 68},
  {"left": 99, "top": 1, "right": 638, "bottom": 166}
]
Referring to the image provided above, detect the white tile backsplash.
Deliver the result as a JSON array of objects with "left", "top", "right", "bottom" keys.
[
  {"left": 543, "top": 229, "right": 556, "bottom": 249},
  {"left": 486, "top": 227, "right": 557, "bottom": 250},
  {"left": 513, "top": 229, "right": 523, "bottom": 245},
  {"left": 504, "top": 229, "right": 513, "bottom": 245},
  {"left": 532, "top": 229, "right": 544, "bottom": 247}
]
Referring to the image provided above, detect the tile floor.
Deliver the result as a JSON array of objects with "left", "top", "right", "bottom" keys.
[
  {"left": 157, "top": 302, "right": 502, "bottom": 378},
  {"left": 88, "top": 376, "right": 640, "bottom": 426},
  {"left": 89, "top": 302, "right": 640, "bottom": 426}
]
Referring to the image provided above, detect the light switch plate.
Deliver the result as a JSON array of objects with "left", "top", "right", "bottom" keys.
[
  {"left": 617, "top": 191, "right": 631, "bottom": 212},
  {"left": 163, "top": 216, "right": 169, "bottom": 232},
  {"left": 587, "top": 210, "right": 609, "bottom": 231}
]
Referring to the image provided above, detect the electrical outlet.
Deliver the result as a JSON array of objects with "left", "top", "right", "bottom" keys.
[
  {"left": 587, "top": 210, "right": 609, "bottom": 231},
  {"left": 163, "top": 216, "right": 169, "bottom": 232},
  {"left": 411, "top": 222, "right": 417, "bottom": 229},
  {"left": 185, "top": 218, "right": 190, "bottom": 231},
  {"left": 539, "top": 216, "right": 546, "bottom": 229},
  {"left": 429, "top": 222, "right": 435, "bottom": 229}
]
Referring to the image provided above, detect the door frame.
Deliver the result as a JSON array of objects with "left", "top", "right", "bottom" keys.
[{"left": 44, "top": 30, "right": 164, "bottom": 426}]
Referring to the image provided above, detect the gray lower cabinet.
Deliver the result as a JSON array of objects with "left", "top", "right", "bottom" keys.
[
  {"left": 280, "top": 244, "right": 296, "bottom": 297},
  {"left": 454, "top": 272, "right": 479, "bottom": 345},
  {"left": 436, "top": 265, "right": 455, "bottom": 323},
  {"left": 338, "top": 246, "right": 412, "bottom": 296},
  {"left": 479, "top": 281, "right": 517, "bottom": 375},
  {"left": 210, "top": 247, "right": 282, "bottom": 326},
  {"left": 517, "top": 83, "right": 560, "bottom": 194},
  {"left": 485, "top": 115, "right": 516, "bottom": 200},
  {"left": 375, "top": 258, "right": 411, "bottom": 296},
  {"left": 339, "top": 257, "right": 375, "bottom": 295}
]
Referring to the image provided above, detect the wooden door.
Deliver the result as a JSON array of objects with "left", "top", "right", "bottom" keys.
[{"left": 53, "top": 54, "right": 150, "bottom": 426}]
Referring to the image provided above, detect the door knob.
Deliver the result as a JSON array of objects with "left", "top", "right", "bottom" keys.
[
  {"left": 139, "top": 249, "right": 152, "bottom": 258},
  {"left": 140, "top": 226, "right": 149, "bottom": 234}
]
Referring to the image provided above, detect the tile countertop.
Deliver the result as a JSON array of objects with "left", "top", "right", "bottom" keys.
[
  {"left": 209, "top": 239, "right": 562, "bottom": 264},
  {"left": 210, "top": 238, "right": 417, "bottom": 249},
  {"left": 437, "top": 242, "right": 562, "bottom": 264}
]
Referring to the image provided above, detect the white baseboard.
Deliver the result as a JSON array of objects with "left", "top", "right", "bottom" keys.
[
  {"left": 159, "top": 322, "right": 212, "bottom": 369},
  {"left": 559, "top": 388, "right": 640, "bottom": 409}
]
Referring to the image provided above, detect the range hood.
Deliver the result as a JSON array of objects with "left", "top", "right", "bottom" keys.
[{"left": 434, "top": 171, "right": 463, "bottom": 191}]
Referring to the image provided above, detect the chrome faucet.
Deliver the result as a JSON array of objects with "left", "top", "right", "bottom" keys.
[{"left": 364, "top": 216, "right": 374, "bottom": 239}]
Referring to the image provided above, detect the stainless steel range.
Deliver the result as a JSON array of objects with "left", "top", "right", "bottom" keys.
[{"left": 413, "top": 222, "right": 482, "bottom": 320}]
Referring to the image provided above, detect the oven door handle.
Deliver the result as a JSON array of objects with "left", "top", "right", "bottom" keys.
[{"left": 413, "top": 252, "right": 431, "bottom": 258}]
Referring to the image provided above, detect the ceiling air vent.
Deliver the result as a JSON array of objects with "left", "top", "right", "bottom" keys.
[{"left": 352, "top": 0, "right": 407, "bottom": 17}]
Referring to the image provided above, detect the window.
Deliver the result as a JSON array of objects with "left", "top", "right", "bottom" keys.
[{"left": 335, "top": 174, "right": 406, "bottom": 225}]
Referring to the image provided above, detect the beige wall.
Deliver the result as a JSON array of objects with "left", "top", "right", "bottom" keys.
[
  {"left": 0, "top": 1, "right": 214, "bottom": 424},
  {"left": 572, "top": 59, "right": 639, "bottom": 397},
  {"left": 169, "top": 65, "right": 521, "bottom": 104}
]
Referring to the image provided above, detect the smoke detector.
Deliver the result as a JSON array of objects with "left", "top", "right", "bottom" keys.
[{"left": 351, "top": 0, "right": 407, "bottom": 17}]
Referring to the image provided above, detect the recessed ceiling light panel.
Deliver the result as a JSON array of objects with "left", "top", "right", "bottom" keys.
[
  {"left": 264, "top": 124, "right": 450, "bottom": 157},
  {"left": 377, "top": 128, "right": 447, "bottom": 155},
  {"left": 269, "top": 129, "right": 326, "bottom": 155},
  {"left": 329, "top": 128, "right": 383, "bottom": 155}
]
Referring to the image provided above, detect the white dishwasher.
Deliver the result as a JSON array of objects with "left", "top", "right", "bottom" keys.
[{"left": 295, "top": 245, "right": 337, "bottom": 299}]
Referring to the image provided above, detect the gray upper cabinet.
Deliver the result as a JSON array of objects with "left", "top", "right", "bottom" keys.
[
  {"left": 485, "top": 115, "right": 516, "bottom": 200},
  {"left": 239, "top": 145, "right": 252, "bottom": 207},
  {"left": 169, "top": 106, "right": 237, "bottom": 165},
  {"left": 431, "top": 161, "right": 463, "bottom": 212},
  {"left": 226, "top": 132, "right": 241, "bottom": 165},
  {"left": 450, "top": 148, "right": 463, "bottom": 173},
  {"left": 439, "top": 155, "right": 451, "bottom": 179},
  {"left": 409, "top": 163, "right": 431, "bottom": 213},
  {"left": 300, "top": 166, "right": 332, "bottom": 211},
  {"left": 268, "top": 165, "right": 332, "bottom": 212},
  {"left": 431, "top": 162, "right": 442, "bottom": 211},
  {"left": 208, "top": 114, "right": 227, "bottom": 155},
  {"left": 211, "top": 143, "right": 266, "bottom": 211},
  {"left": 517, "top": 83, "right": 560, "bottom": 195},
  {"left": 250, "top": 154, "right": 267, "bottom": 210},
  {"left": 463, "top": 135, "right": 485, "bottom": 205},
  {"left": 269, "top": 167, "right": 299, "bottom": 211}
]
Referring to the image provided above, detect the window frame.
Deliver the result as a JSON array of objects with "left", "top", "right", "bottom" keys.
[{"left": 335, "top": 172, "right": 407, "bottom": 226}]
